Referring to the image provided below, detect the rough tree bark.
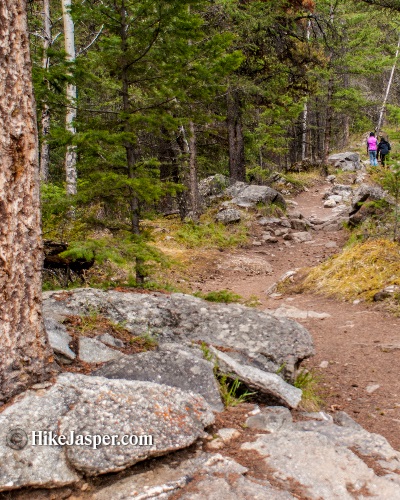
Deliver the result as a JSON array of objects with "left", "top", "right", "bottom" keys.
[
  {"left": 40, "top": 0, "right": 51, "bottom": 182},
  {"left": 226, "top": 88, "right": 245, "bottom": 182},
  {"left": 62, "top": 0, "right": 77, "bottom": 195},
  {"left": 0, "top": 0, "right": 52, "bottom": 402}
]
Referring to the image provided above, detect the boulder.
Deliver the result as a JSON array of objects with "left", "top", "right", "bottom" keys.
[
  {"left": 0, "top": 373, "right": 214, "bottom": 490},
  {"left": 94, "top": 343, "right": 224, "bottom": 412},
  {"left": 210, "top": 347, "right": 303, "bottom": 408},
  {"left": 350, "top": 183, "right": 389, "bottom": 217},
  {"left": 228, "top": 184, "right": 286, "bottom": 209},
  {"left": 215, "top": 208, "right": 242, "bottom": 224},
  {"left": 43, "top": 289, "right": 315, "bottom": 380},
  {"left": 327, "top": 152, "right": 361, "bottom": 171}
]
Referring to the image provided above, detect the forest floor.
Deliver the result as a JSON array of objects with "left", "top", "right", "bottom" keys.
[{"left": 184, "top": 181, "right": 400, "bottom": 451}]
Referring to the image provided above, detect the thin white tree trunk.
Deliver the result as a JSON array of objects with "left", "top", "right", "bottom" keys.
[
  {"left": 40, "top": 0, "right": 51, "bottom": 182},
  {"left": 376, "top": 34, "right": 400, "bottom": 136},
  {"left": 301, "top": 20, "right": 311, "bottom": 161},
  {"left": 62, "top": 0, "right": 77, "bottom": 195}
]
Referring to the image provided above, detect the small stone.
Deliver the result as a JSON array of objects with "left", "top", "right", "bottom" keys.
[
  {"left": 319, "top": 361, "right": 329, "bottom": 369},
  {"left": 207, "top": 438, "right": 225, "bottom": 450},
  {"left": 252, "top": 241, "right": 262, "bottom": 246},
  {"left": 292, "top": 231, "right": 312, "bottom": 243},
  {"left": 325, "top": 241, "right": 337, "bottom": 248},
  {"left": 217, "top": 428, "right": 241, "bottom": 443},
  {"left": 246, "top": 406, "right": 293, "bottom": 433},
  {"left": 97, "top": 333, "right": 125, "bottom": 348},
  {"left": 324, "top": 199, "right": 337, "bottom": 208},
  {"left": 81, "top": 483, "right": 89, "bottom": 491},
  {"left": 366, "top": 384, "right": 380, "bottom": 394},
  {"left": 78, "top": 337, "right": 124, "bottom": 364}
]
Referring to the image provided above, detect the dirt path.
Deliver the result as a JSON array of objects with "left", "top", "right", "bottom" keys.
[{"left": 191, "top": 182, "right": 400, "bottom": 451}]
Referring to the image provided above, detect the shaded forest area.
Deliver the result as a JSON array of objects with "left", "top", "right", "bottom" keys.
[{"left": 29, "top": 0, "right": 400, "bottom": 284}]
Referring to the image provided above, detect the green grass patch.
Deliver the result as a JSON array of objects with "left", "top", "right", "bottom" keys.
[
  {"left": 194, "top": 289, "right": 242, "bottom": 303},
  {"left": 175, "top": 219, "right": 249, "bottom": 249},
  {"left": 294, "top": 369, "right": 324, "bottom": 412}
]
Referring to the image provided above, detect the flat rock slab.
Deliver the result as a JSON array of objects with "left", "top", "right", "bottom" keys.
[
  {"left": 242, "top": 417, "right": 400, "bottom": 499},
  {"left": 79, "top": 337, "right": 124, "bottom": 363},
  {"left": 94, "top": 344, "right": 224, "bottom": 412},
  {"left": 94, "top": 451, "right": 293, "bottom": 500},
  {"left": 0, "top": 373, "right": 214, "bottom": 491},
  {"left": 210, "top": 347, "right": 302, "bottom": 409},
  {"left": 43, "top": 289, "right": 314, "bottom": 379}
]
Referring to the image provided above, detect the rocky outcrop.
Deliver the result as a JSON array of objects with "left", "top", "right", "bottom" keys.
[
  {"left": 0, "top": 373, "right": 214, "bottom": 491},
  {"left": 327, "top": 152, "right": 361, "bottom": 171},
  {"left": 43, "top": 289, "right": 315, "bottom": 379},
  {"left": 94, "top": 451, "right": 293, "bottom": 500},
  {"left": 242, "top": 414, "right": 400, "bottom": 499}
]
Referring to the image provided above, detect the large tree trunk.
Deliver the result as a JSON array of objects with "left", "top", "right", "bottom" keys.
[
  {"left": 226, "top": 88, "right": 245, "bottom": 182},
  {"left": 40, "top": 0, "right": 51, "bottom": 182},
  {"left": 0, "top": 0, "right": 52, "bottom": 402},
  {"left": 62, "top": 0, "right": 77, "bottom": 195}
]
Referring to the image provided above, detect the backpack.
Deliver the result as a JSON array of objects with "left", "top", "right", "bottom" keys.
[{"left": 380, "top": 142, "right": 389, "bottom": 155}]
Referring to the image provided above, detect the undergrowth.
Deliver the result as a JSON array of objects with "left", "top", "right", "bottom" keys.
[
  {"left": 175, "top": 218, "right": 249, "bottom": 249},
  {"left": 218, "top": 375, "right": 256, "bottom": 407},
  {"left": 302, "top": 238, "right": 400, "bottom": 302}
]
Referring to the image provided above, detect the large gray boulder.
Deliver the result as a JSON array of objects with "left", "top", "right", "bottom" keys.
[
  {"left": 327, "top": 152, "right": 361, "bottom": 171},
  {"left": 43, "top": 289, "right": 314, "bottom": 379},
  {"left": 95, "top": 343, "right": 224, "bottom": 411},
  {"left": 215, "top": 208, "right": 242, "bottom": 224},
  {"left": 350, "top": 183, "right": 389, "bottom": 216},
  {"left": 0, "top": 373, "right": 214, "bottom": 491},
  {"left": 228, "top": 184, "right": 286, "bottom": 209}
]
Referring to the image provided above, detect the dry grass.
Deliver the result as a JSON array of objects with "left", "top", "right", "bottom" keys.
[{"left": 303, "top": 239, "right": 400, "bottom": 301}]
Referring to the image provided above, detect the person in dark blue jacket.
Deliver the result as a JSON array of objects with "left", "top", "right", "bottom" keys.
[{"left": 377, "top": 137, "right": 391, "bottom": 166}]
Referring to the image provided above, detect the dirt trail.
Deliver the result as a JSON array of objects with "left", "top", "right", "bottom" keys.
[{"left": 192, "top": 182, "right": 400, "bottom": 450}]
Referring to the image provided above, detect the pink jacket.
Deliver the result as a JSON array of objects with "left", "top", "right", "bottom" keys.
[{"left": 367, "top": 136, "right": 378, "bottom": 151}]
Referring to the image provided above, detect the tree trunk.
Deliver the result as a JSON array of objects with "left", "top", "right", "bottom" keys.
[
  {"left": 62, "top": 0, "right": 77, "bottom": 195},
  {"left": 188, "top": 121, "right": 200, "bottom": 221},
  {"left": 120, "top": 2, "right": 144, "bottom": 284},
  {"left": 323, "top": 77, "right": 334, "bottom": 164},
  {"left": 0, "top": 0, "right": 52, "bottom": 402},
  {"left": 40, "top": 0, "right": 51, "bottom": 182},
  {"left": 376, "top": 34, "right": 400, "bottom": 136},
  {"left": 226, "top": 88, "right": 245, "bottom": 182}
]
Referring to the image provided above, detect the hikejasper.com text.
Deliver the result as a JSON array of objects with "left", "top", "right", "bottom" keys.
[{"left": 32, "top": 431, "right": 153, "bottom": 449}]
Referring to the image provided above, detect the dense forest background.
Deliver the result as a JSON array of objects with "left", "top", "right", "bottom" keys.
[{"left": 28, "top": 0, "right": 400, "bottom": 284}]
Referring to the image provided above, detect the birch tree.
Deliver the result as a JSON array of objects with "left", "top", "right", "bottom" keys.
[
  {"left": 40, "top": 0, "right": 52, "bottom": 182},
  {"left": 0, "top": 0, "right": 52, "bottom": 402},
  {"left": 62, "top": 0, "right": 77, "bottom": 195}
]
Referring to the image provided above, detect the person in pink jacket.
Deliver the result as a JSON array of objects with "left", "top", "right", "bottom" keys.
[{"left": 367, "top": 132, "right": 378, "bottom": 166}]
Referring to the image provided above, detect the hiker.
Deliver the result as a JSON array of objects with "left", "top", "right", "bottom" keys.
[
  {"left": 377, "top": 137, "right": 391, "bottom": 166},
  {"left": 367, "top": 132, "right": 378, "bottom": 166}
]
